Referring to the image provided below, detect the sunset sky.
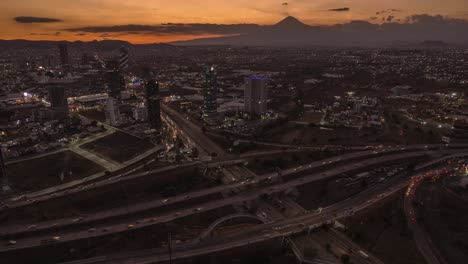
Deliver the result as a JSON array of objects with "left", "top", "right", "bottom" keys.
[{"left": 1, "top": 0, "right": 468, "bottom": 43}]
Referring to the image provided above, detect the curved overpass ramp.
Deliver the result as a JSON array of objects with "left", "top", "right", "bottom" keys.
[{"left": 199, "top": 213, "right": 266, "bottom": 240}]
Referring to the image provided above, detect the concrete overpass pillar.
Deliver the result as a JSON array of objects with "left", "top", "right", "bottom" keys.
[{"left": 0, "top": 148, "right": 11, "bottom": 194}]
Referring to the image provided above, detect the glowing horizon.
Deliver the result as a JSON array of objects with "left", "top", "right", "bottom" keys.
[{"left": 1, "top": 0, "right": 467, "bottom": 44}]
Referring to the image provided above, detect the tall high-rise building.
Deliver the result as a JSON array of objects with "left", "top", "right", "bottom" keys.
[
  {"left": 48, "top": 85, "right": 69, "bottom": 120},
  {"left": 119, "top": 47, "right": 129, "bottom": 72},
  {"left": 105, "top": 97, "right": 121, "bottom": 126},
  {"left": 81, "top": 53, "right": 89, "bottom": 65},
  {"left": 0, "top": 148, "right": 6, "bottom": 179},
  {"left": 59, "top": 43, "right": 70, "bottom": 71},
  {"left": 0, "top": 147, "right": 10, "bottom": 193},
  {"left": 44, "top": 55, "right": 55, "bottom": 68},
  {"left": 244, "top": 77, "right": 268, "bottom": 115},
  {"left": 146, "top": 79, "right": 161, "bottom": 129},
  {"left": 203, "top": 66, "right": 218, "bottom": 122},
  {"left": 105, "top": 60, "right": 124, "bottom": 98}
]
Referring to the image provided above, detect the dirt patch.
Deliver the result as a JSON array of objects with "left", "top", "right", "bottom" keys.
[
  {"left": 345, "top": 193, "right": 426, "bottom": 264},
  {"left": 416, "top": 182, "right": 468, "bottom": 264},
  {"left": 6, "top": 151, "right": 104, "bottom": 192},
  {"left": 81, "top": 131, "right": 154, "bottom": 163}
]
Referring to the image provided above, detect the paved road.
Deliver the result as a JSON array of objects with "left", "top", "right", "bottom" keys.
[
  {"left": 59, "top": 170, "right": 412, "bottom": 264},
  {"left": 2, "top": 146, "right": 164, "bottom": 205},
  {"left": 57, "top": 153, "right": 467, "bottom": 264},
  {"left": 69, "top": 144, "right": 121, "bottom": 171},
  {"left": 0, "top": 143, "right": 426, "bottom": 210},
  {"left": 404, "top": 170, "right": 449, "bottom": 264},
  {"left": 5, "top": 148, "right": 68, "bottom": 165},
  {"left": 235, "top": 139, "right": 378, "bottom": 152},
  {"left": 5, "top": 128, "right": 115, "bottom": 166},
  {"left": 0, "top": 145, "right": 450, "bottom": 238},
  {"left": 0, "top": 149, "right": 452, "bottom": 253},
  {"left": 1, "top": 145, "right": 465, "bottom": 237},
  {"left": 161, "top": 104, "right": 227, "bottom": 157},
  {"left": 311, "top": 229, "right": 384, "bottom": 264}
]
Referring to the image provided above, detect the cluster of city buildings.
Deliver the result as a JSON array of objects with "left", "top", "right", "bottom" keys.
[
  {"left": 1, "top": 44, "right": 468, "bottom": 164},
  {"left": 319, "top": 92, "right": 384, "bottom": 129}
]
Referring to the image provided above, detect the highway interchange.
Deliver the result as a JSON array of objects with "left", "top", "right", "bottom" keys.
[
  {"left": 59, "top": 153, "right": 465, "bottom": 264},
  {"left": 1, "top": 103, "right": 467, "bottom": 264}
]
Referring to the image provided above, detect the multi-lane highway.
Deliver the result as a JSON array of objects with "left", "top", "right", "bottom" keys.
[
  {"left": 2, "top": 102, "right": 467, "bottom": 264},
  {"left": 404, "top": 170, "right": 449, "bottom": 264},
  {"left": 308, "top": 228, "right": 384, "bottom": 264},
  {"left": 56, "top": 153, "right": 467, "bottom": 264},
  {"left": 0, "top": 144, "right": 447, "bottom": 233},
  {"left": 2, "top": 145, "right": 163, "bottom": 205},
  {"left": 59, "top": 166, "right": 413, "bottom": 264},
  {"left": 2, "top": 144, "right": 347, "bottom": 211},
  {"left": 0, "top": 149, "right": 464, "bottom": 254}
]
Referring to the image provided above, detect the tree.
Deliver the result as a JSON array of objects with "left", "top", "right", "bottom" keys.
[
  {"left": 191, "top": 148, "right": 199, "bottom": 158},
  {"left": 291, "top": 154, "right": 300, "bottom": 163},
  {"left": 303, "top": 246, "right": 318, "bottom": 259},
  {"left": 341, "top": 254, "right": 350, "bottom": 264}
]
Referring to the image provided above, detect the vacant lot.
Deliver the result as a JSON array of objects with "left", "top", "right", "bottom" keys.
[
  {"left": 345, "top": 194, "right": 426, "bottom": 264},
  {"left": 81, "top": 131, "right": 154, "bottom": 163},
  {"left": 6, "top": 151, "right": 104, "bottom": 192},
  {"left": 417, "top": 182, "right": 468, "bottom": 264},
  {"left": 295, "top": 177, "right": 363, "bottom": 210},
  {"left": 79, "top": 109, "right": 106, "bottom": 123}
]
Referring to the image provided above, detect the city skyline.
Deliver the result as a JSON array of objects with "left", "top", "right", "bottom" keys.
[
  {"left": 0, "top": 2, "right": 468, "bottom": 264},
  {"left": 1, "top": 0, "right": 468, "bottom": 43}
]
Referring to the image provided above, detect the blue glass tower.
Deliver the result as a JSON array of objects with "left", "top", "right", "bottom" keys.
[{"left": 203, "top": 66, "right": 218, "bottom": 122}]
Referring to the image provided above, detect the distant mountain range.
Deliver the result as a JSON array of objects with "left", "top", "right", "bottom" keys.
[
  {"left": 0, "top": 39, "right": 177, "bottom": 51},
  {"left": 1, "top": 16, "right": 467, "bottom": 48},
  {"left": 170, "top": 16, "right": 468, "bottom": 47}
]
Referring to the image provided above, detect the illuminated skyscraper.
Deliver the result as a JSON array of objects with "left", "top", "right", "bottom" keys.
[
  {"left": 48, "top": 85, "right": 69, "bottom": 120},
  {"left": 119, "top": 47, "right": 129, "bottom": 72},
  {"left": 203, "top": 66, "right": 218, "bottom": 122},
  {"left": 146, "top": 79, "right": 161, "bottom": 129},
  {"left": 244, "top": 77, "right": 268, "bottom": 115}
]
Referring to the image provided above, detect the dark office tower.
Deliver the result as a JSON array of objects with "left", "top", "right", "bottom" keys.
[
  {"left": 0, "top": 147, "right": 9, "bottom": 193},
  {"left": 48, "top": 86, "right": 69, "bottom": 120},
  {"left": 105, "top": 60, "right": 124, "bottom": 98},
  {"left": 81, "top": 53, "right": 89, "bottom": 65},
  {"left": 146, "top": 79, "right": 161, "bottom": 129},
  {"left": 59, "top": 43, "right": 70, "bottom": 71},
  {"left": 43, "top": 55, "right": 55, "bottom": 68},
  {"left": 119, "top": 47, "right": 129, "bottom": 72},
  {"left": 0, "top": 148, "right": 6, "bottom": 179},
  {"left": 244, "top": 77, "right": 268, "bottom": 115},
  {"left": 203, "top": 66, "right": 218, "bottom": 122}
]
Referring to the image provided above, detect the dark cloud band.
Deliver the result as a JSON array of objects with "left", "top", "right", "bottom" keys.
[
  {"left": 329, "top": 7, "right": 350, "bottom": 12},
  {"left": 64, "top": 23, "right": 262, "bottom": 36},
  {"left": 14, "top": 16, "right": 63, "bottom": 23}
]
